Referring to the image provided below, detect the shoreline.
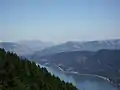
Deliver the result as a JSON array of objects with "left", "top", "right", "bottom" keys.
[
  {"left": 56, "top": 65, "right": 120, "bottom": 88},
  {"left": 56, "top": 65, "right": 110, "bottom": 82},
  {"left": 37, "top": 63, "right": 119, "bottom": 89}
]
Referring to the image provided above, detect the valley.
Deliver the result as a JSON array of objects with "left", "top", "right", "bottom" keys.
[
  {"left": 0, "top": 39, "right": 120, "bottom": 90},
  {"left": 32, "top": 49, "right": 120, "bottom": 89},
  {"left": 1, "top": 0, "right": 120, "bottom": 89},
  {"left": 38, "top": 63, "right": 118, "bottom": 90}
]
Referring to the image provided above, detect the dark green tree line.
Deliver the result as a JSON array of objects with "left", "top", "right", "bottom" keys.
[{"left": 0, "top": 48, "right": 78, "bottom": 90}]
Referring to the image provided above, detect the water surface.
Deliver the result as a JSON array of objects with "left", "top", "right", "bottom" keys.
[{"left": 39, "top": 64, "right": 118, "bottom": 90}]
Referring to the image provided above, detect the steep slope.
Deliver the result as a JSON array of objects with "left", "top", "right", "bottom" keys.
[
  {"left": 34, "top": 51, "right": 94, "bottom": 68},
  {"left": 0, "top": 48, "right": 77, "bottom": 90},
  {"left": 36, "top": 50, "right": 120, "bottom": 74},
  {"left": 32, "top": 39, "right": 120, "bottom": 57}
]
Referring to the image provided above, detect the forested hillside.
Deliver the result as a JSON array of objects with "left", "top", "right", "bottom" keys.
[{"left": 0, "top": 48, "right": 77, "bottom": 90}]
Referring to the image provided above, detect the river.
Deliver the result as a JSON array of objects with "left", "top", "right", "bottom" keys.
[{"left": 37, "top": 63, "right": 119, "bottom": 90}]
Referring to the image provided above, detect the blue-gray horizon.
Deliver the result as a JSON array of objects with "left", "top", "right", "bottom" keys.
[{"left": 0, "top": 0, "right": 120, "bottom": 44}]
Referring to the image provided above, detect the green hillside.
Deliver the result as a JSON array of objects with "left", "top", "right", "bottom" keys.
[{"left": 0, "top": 48, "right": 78, "bottom": 90}]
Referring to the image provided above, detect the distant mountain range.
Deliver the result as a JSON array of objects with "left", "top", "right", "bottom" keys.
[
  {"left": 0, "top": 42, "right": 29, "bottom": 55},
  {"left": 0, "top": 40, "right": 53, "bottom": 56},
  {"left": 18, "top": 40, "right": 53, "bottom": 53},
  {"left": 0, "top": 39, "right": 120, "bottom": 57},
  {"left": 32, "top": 39, "right": 120, "bottom": 58}
]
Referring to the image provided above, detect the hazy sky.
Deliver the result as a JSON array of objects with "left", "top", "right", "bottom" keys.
[{"left": 0, "top": 0, "right": 120, "bottom": 43}]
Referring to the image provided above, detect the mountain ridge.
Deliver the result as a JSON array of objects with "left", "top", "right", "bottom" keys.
[
  {"left": 32, "top": 39, "right": 120, "bottom": 57},
  {"left": 0, "top": 40, "right": 53, "bottom": 56}
]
